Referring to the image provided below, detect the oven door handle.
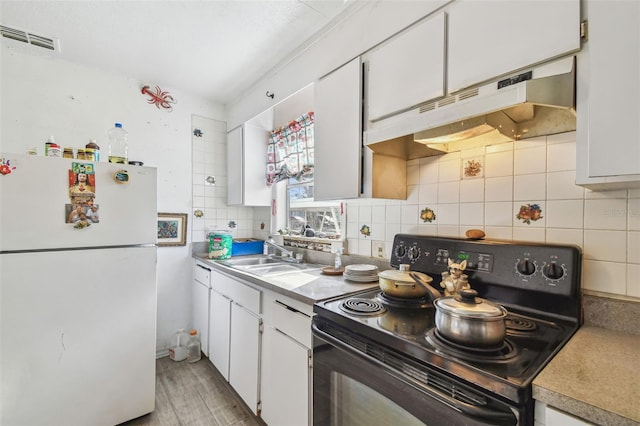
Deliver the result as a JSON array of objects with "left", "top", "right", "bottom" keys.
[{"left": 313, "top": 323, "right": 517, "bottom": 426}]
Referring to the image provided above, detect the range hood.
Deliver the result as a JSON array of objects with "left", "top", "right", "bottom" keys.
[{"left": 365, "top": 56, "right": 576, "bottom": 159}]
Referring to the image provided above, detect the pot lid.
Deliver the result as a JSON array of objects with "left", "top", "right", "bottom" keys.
[
  {"left": 379, "top": 264, "right": 432, "bottom": 284},
  {"left": 435, "top": 289, "right": 506, "bottom": 318}
]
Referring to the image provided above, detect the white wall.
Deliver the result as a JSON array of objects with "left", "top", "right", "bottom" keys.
[{"left": 1, "top": 45, "right": 225, "bottom": 355}]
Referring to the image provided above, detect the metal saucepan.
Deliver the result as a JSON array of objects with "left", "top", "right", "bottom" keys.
[
  {"left": 378, "top": 265, "right": 440, "bottom": 299},
  {"left": 434, "top": 289, "right": 507, "bottom": 346},
  {"left": 408, "top": 272, "right": 508, "bottom": 346}
]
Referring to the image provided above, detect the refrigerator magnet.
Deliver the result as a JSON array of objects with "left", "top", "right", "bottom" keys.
[{"left": 114, "top": 170, "right": 129, "bottom": 184}]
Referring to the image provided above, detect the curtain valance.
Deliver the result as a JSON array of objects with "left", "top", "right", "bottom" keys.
[{"left": 266, "top": 112, "right": 314, "bottom": 186}]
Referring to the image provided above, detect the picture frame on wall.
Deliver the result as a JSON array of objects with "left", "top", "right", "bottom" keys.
[{"left": 157, "top": 213, "right": 187, "bottom": 246}]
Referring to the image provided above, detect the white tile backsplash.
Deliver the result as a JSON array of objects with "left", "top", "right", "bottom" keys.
[
  {"left": 460, "top": 178, "right": 485, "bottom": 202},
  {"left": 582, "top": 260, "right": 627, "bottom": 294},
  {"left": 438, "top": 181, "right": 460, "bottom": 204},
  {"left": 584, "top": 199, "right": 628, "bottom": 230},
  {"left": 336, "top": 133, "right": 637, "bottom": 300},
  {"left": 546, "top": 200, "right": 584, "bottom": 229},
  {"left": 514, "top": 173, "right": 546, "bottom": 201},
  {"left": 547, "top": 170, "right": 585, "bottom": 200},
  {"left": 584, "top": 230, "right": 627, "bottom": 262},
  {"left": 485, "top": 176, "right": 513, "bottom": 202},
  {"left": 629, "top": 198, "right": 640, "bottom": 230},
  {"left": 485, "top": 150, "right": 513, "bottom": 177},
  {"left": 514, "top": 145, "right": 546, "bottom": 175}
]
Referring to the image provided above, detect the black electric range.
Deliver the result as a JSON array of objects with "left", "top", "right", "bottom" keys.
[{"left": 312, "top": 235, "right": 582, "bottom": 425}]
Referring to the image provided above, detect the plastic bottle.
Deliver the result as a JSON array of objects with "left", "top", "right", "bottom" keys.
[
  {"left": 44, "top": 136, "right": 55, "bottom": 156},
  {"left": 47, "top": 143, "right": 61, "bottom": 157},
  {"left": 107, "top": 123, "right": 128, "bottom": 164},
  {"left": 86, "top": 139, "right": 101, "bottom": 161},
  {"left": 334, "top": 247, "right": 342, "bottom": 271},
  {"left": 186, "top": 329, "right": 202, "bottom": 363},
  {"left": 169, "top": 328, "right": 189, "bottom": 362}
]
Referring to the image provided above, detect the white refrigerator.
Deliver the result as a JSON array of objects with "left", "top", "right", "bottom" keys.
[{"left": 0, "top": 153, "right": 158, "bottom": 425}]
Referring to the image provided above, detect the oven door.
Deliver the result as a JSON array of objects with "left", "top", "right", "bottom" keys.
[{"left": 312, "top": 320, "right": 519, "bottom": 426}]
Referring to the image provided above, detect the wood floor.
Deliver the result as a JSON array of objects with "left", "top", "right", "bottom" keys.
[{"left": 120, "top": 356, "right": 265, "bottom": 426}]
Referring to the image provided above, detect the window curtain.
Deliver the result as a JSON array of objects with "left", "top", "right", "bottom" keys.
[{"left": 266, "top": 112, "right": 314, "bottom": 186}]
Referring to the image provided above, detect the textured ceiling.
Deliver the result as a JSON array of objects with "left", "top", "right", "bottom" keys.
[{"left": 0, "top": 0, "right": 354, "bottom": 104}]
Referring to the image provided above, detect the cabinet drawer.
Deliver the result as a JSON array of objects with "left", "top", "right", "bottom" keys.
[
  {"left": 194, "top": 262, "right": 211, "bottom": 286},
  {"left": 213, "top": 273, "right": 261, "bottom": 314},
  {"left": 272, "top": 300, "right": 312, "bottom": 348}
]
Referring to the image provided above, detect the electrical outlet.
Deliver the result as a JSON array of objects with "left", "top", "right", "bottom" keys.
[{"left": 372, "top": 241, "right": 385, "bottom": 259}]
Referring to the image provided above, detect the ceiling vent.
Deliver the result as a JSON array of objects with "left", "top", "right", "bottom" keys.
[{"left": 0, "top": 25, "right": 59, "bottom": 51}]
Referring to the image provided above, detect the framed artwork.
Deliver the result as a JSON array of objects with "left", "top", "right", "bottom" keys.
[{"left": 157, "top": 213, "right": 187, "bottom": 246}]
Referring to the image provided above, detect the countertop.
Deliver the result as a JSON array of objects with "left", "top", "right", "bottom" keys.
[
  {"left": 532, "top": 296, "right": 640, "bottom": 425},
  {"left": 193, "top": 253, "right": 380, "bottom": 305}
]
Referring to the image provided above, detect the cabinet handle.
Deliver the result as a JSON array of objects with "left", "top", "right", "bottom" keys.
[
  {"left": 196, "top": 264, "right": 211, "bottom": 272},
  {"left": 274, "top": 300, "right": 310, "bottom": 319}
]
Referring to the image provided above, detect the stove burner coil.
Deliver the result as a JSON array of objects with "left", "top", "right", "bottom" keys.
[
  {"left": 505, "top": 316, "right": 538, "bottom": 334},
  {"left": 377, "top": 292, "right": 433, "bottom": 310},
  {"left": 426, "top": 329, "right": 519, "bottom": 363},
  {"left": 340, "top": 298, "right": 386, "bottom": 316}
]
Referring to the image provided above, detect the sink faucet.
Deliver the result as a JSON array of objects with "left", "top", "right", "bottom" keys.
[{"left": 264, "top": 238, "right": 294, "bottom": 259}]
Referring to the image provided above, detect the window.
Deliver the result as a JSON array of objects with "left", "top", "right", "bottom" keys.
[{"left": 286, "top": 173, "right": 343, "bottom": 239}]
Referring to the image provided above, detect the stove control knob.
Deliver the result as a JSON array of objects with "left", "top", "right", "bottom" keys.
[
  {"left": 395, "top": 245, "right": 407, "bottom": 258},
  {"left": 542, "top": 261, "right": 564, "bottom": 280},
  {"left": 516, "top": 259, "right": 536, "bottom": 276},
  {"left": 407, "top": 246, "right": 421, "bottom": 260}
]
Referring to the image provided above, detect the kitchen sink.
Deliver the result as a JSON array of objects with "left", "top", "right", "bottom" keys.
[
  {"left": 219, "top": 255, "right": 322, "bottom": 276},
  {"left": 220, "top": 256, "right": 282, "bottom": 267}
]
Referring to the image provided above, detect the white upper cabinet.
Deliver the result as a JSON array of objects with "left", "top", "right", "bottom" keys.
[
  {"left": 314, "top": 57, "right": 363, "bottom": 201},
  {"left": 576, "top": 0, "right": 640, "bottom": 189},
  {"left": 367, "top": 12, "right": 446, "bottom": 122},
  {"left": 226, "top": 123, "right": 271, "bottom": 206},
  {"left": 448, "top": 0, "right": 581, "bottom": 93}
]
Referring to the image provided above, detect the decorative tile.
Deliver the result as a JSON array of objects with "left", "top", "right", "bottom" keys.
[
  {"left": 462, "top": 156, "right": 484, "bottom": 179},
  {"left": 420, "top": 207, "right": 436, "bottom": 223},
  {"left": 516, "top": 203, "right": 543, "bottom": 225},
  {"left": 359, "top": 224, "right": 371, "bottom": 238}
]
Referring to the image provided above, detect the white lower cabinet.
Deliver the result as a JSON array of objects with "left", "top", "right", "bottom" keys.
[
  {"left": 261, "top": 294, "right": 313, "bottom": 426},
  {"left": 207, "top": 269, "right": 262, "bottom": 415},
  {"left": 535, "top": 402, "right": 593, "bottom": 426},
  {"left": 192, "top": 261, "right": 211, "bottom": 357},
  {"left": 229, "top": 303, "right": 262, "bottom": 414},
  {"left": 208, "top": 288, "right": 231, "bottom": 380}
]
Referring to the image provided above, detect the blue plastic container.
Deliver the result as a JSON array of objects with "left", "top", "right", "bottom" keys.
[{"left": 232, "top": 239, "right": 265, "bottom": 256}]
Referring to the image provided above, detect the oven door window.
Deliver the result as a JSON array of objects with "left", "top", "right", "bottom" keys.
[
  {"left": 331, "top": 372, "right": 425, "bottom": 426},
  {"left": 313, "top": 323, "right": 519, "bottom": 426}
]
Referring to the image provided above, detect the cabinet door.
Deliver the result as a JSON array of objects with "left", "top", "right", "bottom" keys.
[
  {"left": 314, "top": 58, "right": 362, "bottom": 201},
  {"left": 227, "top": 126, "right": 243, "bottom": 206},
  {"left": 208, "top": 289, "right": 231, "bottom": 380},
  {"left": 577, "top": 0, "right": 640, "bottom": 184},
  {"left": 448, "top": 0, "right": 580, "bottom": 93},
  {"left": 227, "top": 125, "right": 271, "bottom": 206},
  {"left": 229, "top": 303, "right": 262, "bottom": 415},
  {"left": 367, "top": 11, "right": 446, "bottom": 121},
  {"left": 192, "top": 279, "right": 210, "bottom": 357},
  {"left": 260, "top": 326, "right": 311, "bottom": 426}
]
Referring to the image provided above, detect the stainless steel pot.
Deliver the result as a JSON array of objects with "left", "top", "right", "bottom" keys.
[
  {"left": 434, "top": 289, "right": 507, "bottom": 347},
  {"left": 378, "top": 265, "right": 439, "bottom": 299}
]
